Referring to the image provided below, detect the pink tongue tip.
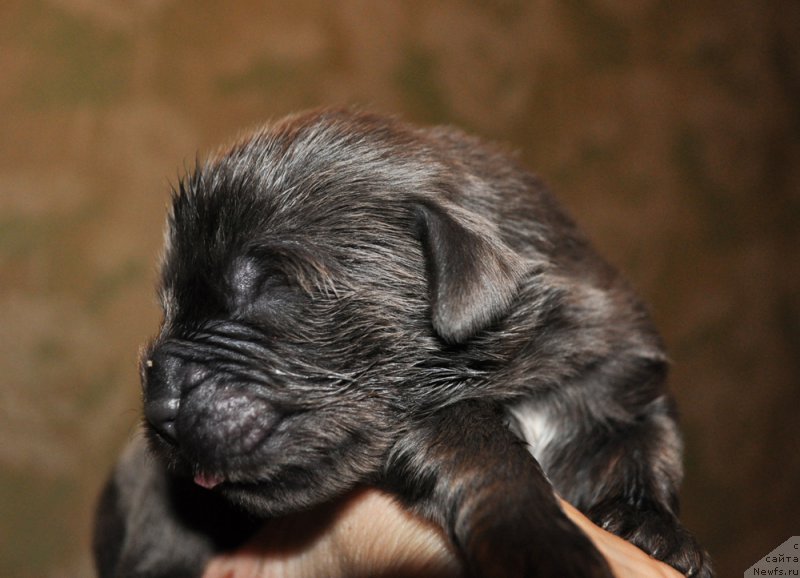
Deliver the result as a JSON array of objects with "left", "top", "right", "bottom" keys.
[{"left": 194, "top": 472, "right": 224, "bottom": 490}]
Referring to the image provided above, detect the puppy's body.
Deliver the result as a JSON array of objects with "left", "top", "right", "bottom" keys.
[{"left": 95, "top": 110, "right": 711, "bottom": 577}]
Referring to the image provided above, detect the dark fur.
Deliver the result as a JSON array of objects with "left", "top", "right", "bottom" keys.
[{"left": 94, "top": 109, "right": 711, "bottom": 577}]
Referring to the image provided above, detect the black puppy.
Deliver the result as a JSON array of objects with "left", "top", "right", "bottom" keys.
[{"left": 94, "top": 109, "right": 711, "bottom": 578}]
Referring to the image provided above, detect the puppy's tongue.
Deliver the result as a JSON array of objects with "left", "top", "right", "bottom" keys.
[{"left": 194, "top": 472, "right": 224, "bottom": 490}]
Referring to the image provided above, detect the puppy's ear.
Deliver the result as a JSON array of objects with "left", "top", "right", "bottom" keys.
[{"left": 414, "top": 201, "right": 526, "bottom": 343}]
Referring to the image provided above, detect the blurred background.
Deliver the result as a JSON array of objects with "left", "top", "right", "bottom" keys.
[{"left": 1, "top": 1, "right": 798, "bottom": 576}]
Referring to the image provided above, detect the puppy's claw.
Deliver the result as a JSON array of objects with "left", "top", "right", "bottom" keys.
[{"left": 588, "top": 501, "right": 714, "bottom": 578}]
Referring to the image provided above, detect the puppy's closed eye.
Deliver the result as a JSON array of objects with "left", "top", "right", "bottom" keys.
[{"left": 228, "top": 257, "right": 301, "bottom": 319}]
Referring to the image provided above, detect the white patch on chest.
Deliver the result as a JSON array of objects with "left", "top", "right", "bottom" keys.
[{"left": 507, "top": 400, "right": 557, "bottom": 464}]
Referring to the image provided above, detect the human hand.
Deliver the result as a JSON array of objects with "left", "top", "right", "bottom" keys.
[{"left": 203, "top": 488, "right": 682, "bottom": 578}]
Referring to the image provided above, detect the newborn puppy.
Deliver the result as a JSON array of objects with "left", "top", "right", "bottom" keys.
[{"left": 94, "top": 109, "right": 711, "bottom": 578}]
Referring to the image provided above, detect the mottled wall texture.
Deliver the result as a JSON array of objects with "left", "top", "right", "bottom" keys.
[{"left": 1, "top": 1, "right": 797, "bottom": 576}]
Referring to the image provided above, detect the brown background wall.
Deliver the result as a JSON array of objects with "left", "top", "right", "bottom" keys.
[{"left": 1, "top": 1, "right": 798, "bottom": 576}]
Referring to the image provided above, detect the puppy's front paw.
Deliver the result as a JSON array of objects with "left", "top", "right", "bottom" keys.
[{"left": 588, "top": 500, "right": 713, "bottom": 578}]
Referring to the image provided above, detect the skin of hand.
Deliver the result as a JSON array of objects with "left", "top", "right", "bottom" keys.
[{"left": 202, "top": 488, "right": 683, "bottom": 578}]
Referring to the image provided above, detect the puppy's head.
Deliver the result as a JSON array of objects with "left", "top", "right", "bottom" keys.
[{"left": 142, "top": 110, "right": 527, "bottom": 515}]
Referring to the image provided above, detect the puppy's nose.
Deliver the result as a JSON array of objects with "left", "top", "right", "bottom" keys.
[
  {"left": 144, "top": 397, "right": 179, "bottom": 442},
  {"left": 143, "top": 349, "right": 207, "bottom": 444}
]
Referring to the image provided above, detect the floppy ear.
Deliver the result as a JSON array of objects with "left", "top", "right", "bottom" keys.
[{"left": 414, "top": 201, "right": 525, "bottom": 343}]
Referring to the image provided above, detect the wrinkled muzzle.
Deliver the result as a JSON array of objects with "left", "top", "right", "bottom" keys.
[{"left": 141, "top": 332, "right": 286, "bottom": 471}]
